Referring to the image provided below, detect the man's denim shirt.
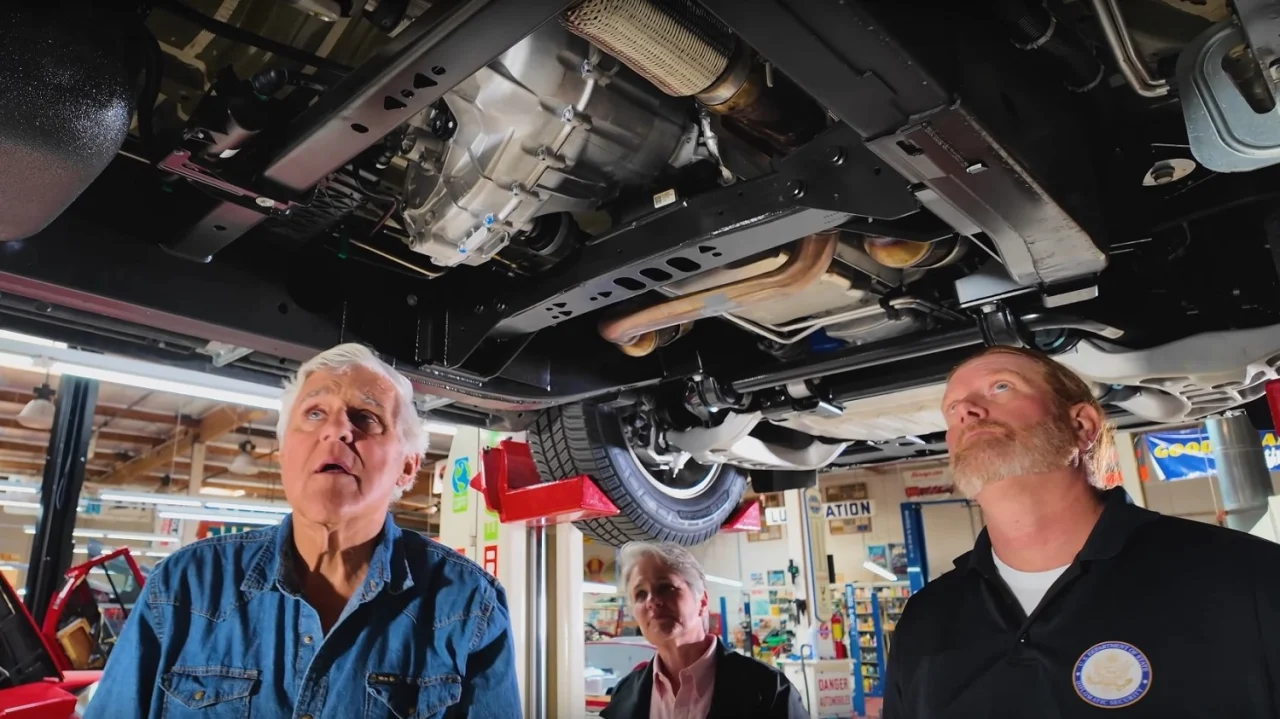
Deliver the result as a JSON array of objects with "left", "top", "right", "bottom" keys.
[{"left": 83, "top": 513, "right": 521, "bottom": 718}]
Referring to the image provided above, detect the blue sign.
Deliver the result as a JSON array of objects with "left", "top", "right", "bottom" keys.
[
  {"left": 450, "top": 458, "right": 470, "bottom": 494},
  {"left": 1145, "top": 428, "right": 1280, "bottom": 481}
]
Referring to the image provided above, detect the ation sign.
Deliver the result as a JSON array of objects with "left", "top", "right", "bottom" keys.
[{"left": 823, "top": 499, "right": 875, "bottom": 519}]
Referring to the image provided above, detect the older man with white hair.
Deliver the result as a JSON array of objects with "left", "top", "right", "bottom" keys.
[
  {"left": 85, "top": 343, "right": 521, "bottom": 718},
  {"left": 603, "top": 541, "right": 807, "bottom": 719}
]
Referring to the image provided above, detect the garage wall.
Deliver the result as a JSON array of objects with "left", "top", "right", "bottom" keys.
[{"left": 818, "top": 464, "right": 982, "bottom": 583}]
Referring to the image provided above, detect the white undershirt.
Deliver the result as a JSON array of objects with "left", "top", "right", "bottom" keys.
[{"left": 991, "top": 549, "right": 1069, "bottom": 616}]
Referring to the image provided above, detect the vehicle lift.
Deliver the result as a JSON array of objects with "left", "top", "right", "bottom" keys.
[{"left": 439, "top": 429, "right": 759, "bottom": 719}]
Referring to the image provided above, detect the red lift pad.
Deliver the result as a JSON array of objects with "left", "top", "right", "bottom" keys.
[
  {"left": 1267, "top": 380, "right": 1280, "bottom": 433},
  {"left": 470, "top": 439, "right": 620, "bottom": 525},
  {"left": 718, "top": 500, "right": 762, "bottom": 533}
]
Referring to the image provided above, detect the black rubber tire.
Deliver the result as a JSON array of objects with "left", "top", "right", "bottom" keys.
[{"left": 527, "top": 401, "right": 747, "bottom": 547}]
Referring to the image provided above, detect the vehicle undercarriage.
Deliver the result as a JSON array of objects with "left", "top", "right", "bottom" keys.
[{"left": 7, "top": 0, "right": 1280, "bottom": 544}]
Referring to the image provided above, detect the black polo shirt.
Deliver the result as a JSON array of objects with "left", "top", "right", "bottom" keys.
[{"left": 882, "top": 488, "right": 1280, "bottom": 718}]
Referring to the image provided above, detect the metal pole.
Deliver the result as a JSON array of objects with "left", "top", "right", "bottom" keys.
[
  {"left": 25, "top": 376, "right": 98, "bottom": 624},
  {"left": 525, "top": 524, "right": 547, "bottom": 719},
  {"left": 1206, "top": 411, "right": 1273, "bottom": 531},
  {"left": 796, "top": 489, "right": 820, "bottom": 626}
]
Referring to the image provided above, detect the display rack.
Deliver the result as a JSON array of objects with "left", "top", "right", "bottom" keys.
[
  {"left": 850, "top": 586, "right": 885, "bottom": 697},
  {"left": 877, "top": 584, "right": 911, "bottom": 658}
]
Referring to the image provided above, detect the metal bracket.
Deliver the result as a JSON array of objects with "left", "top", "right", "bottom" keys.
[
  {"left": 977, "top": 303, "right": 1032, "bottom": 348},
  {"left": 1177, "top": 20, "right": 1280, "bottom": 172},
  {"left": 438, "top": 122, "right": 918, "bottom": 368}
]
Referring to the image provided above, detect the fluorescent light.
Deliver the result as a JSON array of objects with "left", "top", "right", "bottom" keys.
[
  {"left": 52, "top": 362, "right": 282, "bottom": 410},
  {"left": 0, "top": 499, "right": 40, "bottom": 509},
  {"left": 103, "top": 532, "right": 180, "bottom": 544},
  {"left": 143, "top": 551, "right": 173, "bottom": 558},
  {"left": 202, "top": 501, "right": 291, "bottom": 515},
  {"left": 71, "top": 529, "right": 106, "bottom": 539},
  {"left": 0, "top": 352, "right": 35, "bottom": 370},
  {"left": 425, "top": 422, "right": 457, "bottom": 436},
  {"left": 199, "top": 486, "right": 246, "bottom": 497},
  {"left": 158, "top": 510, "right": 282, "bottom": 526},
  {"left": 0, "top": 485, "right": 38, "bottom": 495},
  {"left": 99, "top": 492, "right": 202, "bottom": 508},
  {"left": 863, "top": 561, "right": 898, "bottom": 582},
  {"left": 583, "top": 581, "right": 617, "bottom": 594},
  {"left": 704, "top": 574, "right": 744, "bottom": 588},
  {"left": 0, "top": 330, "right": 66, "bottom": 348}
]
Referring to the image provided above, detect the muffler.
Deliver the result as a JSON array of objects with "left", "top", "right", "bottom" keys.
[{"left": 599, "top": 232, "right": 839, "bottom": 355}]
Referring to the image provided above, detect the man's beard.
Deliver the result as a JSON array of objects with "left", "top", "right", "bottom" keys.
[{"left": 950, "top": 412, "right": 1080, "bottom": 499}]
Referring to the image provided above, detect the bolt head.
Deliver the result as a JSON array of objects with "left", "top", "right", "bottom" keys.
[
  {"left": 787, "top": 180, "right": 806, "bottom": 198},
  {"left": 255, "top": 196, "right": 275, "bottom": 208},
  {"left": 965, "top": 162, "right": 988, "bottom": 175},
  {"left": 495, "top": 302, "right": 507, "bottom": 312},
  {"left": 406, "top": 294, "right": 419, "bottom": 306},
  {"left": 473, "top": 304, "right": 485, "bottom": 314},
  {"left": 1151, "top": 166, "right": 1177, "bottom": 184},
  {"left": 828, "top": 147, "right": 846, "bottom": 165}
]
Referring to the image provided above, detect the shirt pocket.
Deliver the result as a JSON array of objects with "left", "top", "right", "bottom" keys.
[
  {"left": 364, "top": 672, "right": 463, "bottom": 719},
  {"left": 159, "top": 665, "right": 258, "bottom": 719}
]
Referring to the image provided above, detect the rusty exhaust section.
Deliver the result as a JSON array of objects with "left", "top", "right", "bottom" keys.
[{"left": 599, "top": 231, "right": 838, "bottom": 355}]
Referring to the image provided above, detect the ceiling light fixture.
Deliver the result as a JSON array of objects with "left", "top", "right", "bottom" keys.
[
  {"left": 102, "top": 532, "right": 181, "bottom": 544},
  {"left": 425, "top": 422, "right": 458, "bottom": 436},
  {"left": 229, "top": 440, "right": 260, "bottom": 476},
  {"left": 157, "top": 510, "right": 283, "bottom": 526},
  {"left": 863, "top": 560, "right": 899, "bottom": 582},
  {"left": 0, "top": 484, "right": 38, "bottom": 495},
  {"left": 16, "top": 383, "right": 56, "bottom": 430},
  {"left": 198, "top": 486, "right": 246, "bottom": 498},
  {"left": 0, "top": 330, "right": 66, "bottom": 348},
  {"left": 704, "top": 574, "right": 744, "bottom": 588},
  {"left": 51, "top": 363, "right": 282, "bottom": 410},
  {"left": 201, "top": 501, "right": 291, "bottom": 515},
  {"left": 98, "top": 492, "right": 202, "bottom": 508},
  {"left": 582, "top": 581, "right": 618, "bottom": 594},
  {"left": 0, "top": 499, "right": 40, "bottom": 509}
]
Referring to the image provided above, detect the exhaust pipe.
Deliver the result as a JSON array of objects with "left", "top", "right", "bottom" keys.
[
  {"left": 599, "top": 232, "right": 838, "bottom": 355},
  {"left": 561, "top": 0, "right": 824, "bottom": 149}
]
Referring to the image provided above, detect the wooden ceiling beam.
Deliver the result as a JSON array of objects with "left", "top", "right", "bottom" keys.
[{"left": 96, "top": 406, "right": 265, "bottom": 486}]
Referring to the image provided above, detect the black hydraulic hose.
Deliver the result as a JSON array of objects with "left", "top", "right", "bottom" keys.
[
  {"left": 992, "top": 0, "right": 1104, "bottom": 92},
  {"left": 152, "top": 0, "right": 354, "bottom": 75}
]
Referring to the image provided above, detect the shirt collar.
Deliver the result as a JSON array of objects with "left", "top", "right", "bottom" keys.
[
  {"left": 956, "top": 487, "right": 1157, "bottom": 577},
  {"left": 652, "top": 635, "right": 719, "bottom": 693},
  {"left": 240, "top": 512, "right": 415, "bottom": 598}
]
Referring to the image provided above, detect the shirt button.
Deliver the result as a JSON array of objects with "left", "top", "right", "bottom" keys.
[
  {"left": 300, "top": 715, "right": 313, "bottom": 719},
  {"left": 1019, "top": 634, "right": 1028, "bottom": 643},
  {"left": 192, "top": 690, "right": 205, "bottom": 701},
  {"left": 302, "top": 634, "right": 313, "bottom": 645}
]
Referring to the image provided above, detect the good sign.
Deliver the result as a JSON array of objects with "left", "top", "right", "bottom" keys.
[{"left": 823, "top": 500, "right": 875, "bottom": 519}]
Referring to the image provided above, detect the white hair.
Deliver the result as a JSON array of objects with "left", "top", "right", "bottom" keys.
[
  {"left": 277, "top": 343, "right": 427, "bottom": 498},
  {"left": 619, "top": 541, "right": 707, "bottom": 599}
]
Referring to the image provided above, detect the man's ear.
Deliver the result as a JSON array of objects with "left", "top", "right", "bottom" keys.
[
  {"left": 397, "top": 453, "right": 422, "bottom": 491},
  {"left": 1069, "top": 402, "right": 1103, "bottom": 452}
]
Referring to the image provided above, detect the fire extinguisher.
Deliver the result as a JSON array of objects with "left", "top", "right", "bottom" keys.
[{"left": 831, "top": 610, "right": 847, "bottom": 659}]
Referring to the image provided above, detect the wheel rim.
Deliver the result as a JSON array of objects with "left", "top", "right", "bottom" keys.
[{"left": 618, "top": 414, "right": 721, "bottom": 500}]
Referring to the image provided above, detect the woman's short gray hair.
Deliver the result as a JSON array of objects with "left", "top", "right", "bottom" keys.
[
  {"left": 618, "top": 541, "right": 706, "bottom": 598},
  {"left": 277, "top": 344, "right": 428, "bottom": 496}
]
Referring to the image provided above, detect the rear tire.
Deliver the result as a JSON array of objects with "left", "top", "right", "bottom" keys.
[{"left": 527, "top": 401, "right": 746, "bottom": 547}]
